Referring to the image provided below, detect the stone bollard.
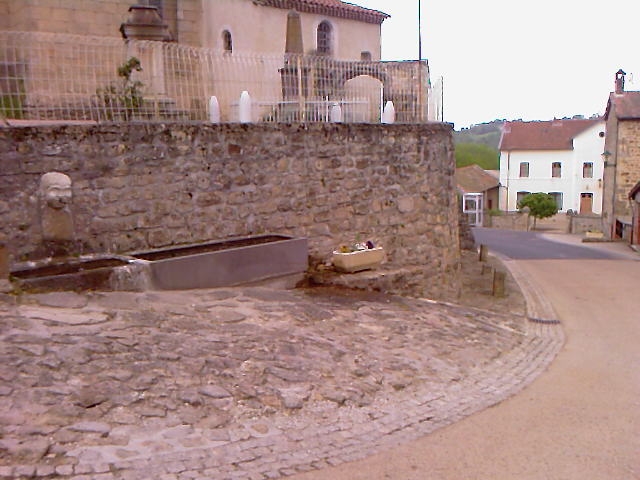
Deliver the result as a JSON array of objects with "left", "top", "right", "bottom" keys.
[
  {"left": 0, "top": 243, "right": 11, "bottom": 293},
  {"left": 492, "top": 270, "right": 506, "bottom": 297},
  {"left": 479, "top": 244, "right": 488, "bottom": 262}
]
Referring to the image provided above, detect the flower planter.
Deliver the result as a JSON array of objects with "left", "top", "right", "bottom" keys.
[{"left": 332, "top": 247, "right": 384, "bottom": 273}]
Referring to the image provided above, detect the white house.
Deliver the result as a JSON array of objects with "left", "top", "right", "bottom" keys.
[{"left": 498, "top": 118, "right": 606, "bottom": 214}]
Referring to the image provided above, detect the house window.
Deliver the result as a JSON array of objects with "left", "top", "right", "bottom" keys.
[
  {"left": 317, "top": 21, "right": 332, "bottom": 55},
  {"left": 519, "top": 162, "right": 529, "bottom": 178},
  {"left": 549, "top": 192, "right": 563, "bottom": 210},
  {"left": 583, "top": 162, "right": 593, "bottom": 178},
  {"left": 222, "top": 30, "right": 233, "bottom": 53},
  {"left": 517, "top": 191, "right": 530, "bottom": 206},
  {"left": 552, "top": 162, "right": 561, "bottom": 178},
  {"left": 361, "top": 51, "right": 372, "bottom": 61}
]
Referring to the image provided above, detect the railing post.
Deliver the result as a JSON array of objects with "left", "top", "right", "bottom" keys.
[
  {"left": 492, "top": 270, "right": 506, "bottom": 297},
  {"left": 297, "top": 56, "right": 304, "bottom": 122},
  {"left": 479, "top": 244, "right": 488, "bottom": 262}
]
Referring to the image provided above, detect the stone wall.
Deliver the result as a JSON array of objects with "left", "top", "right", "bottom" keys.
[
  {"left": 568, "top": 214, "right": 603, "bottom": 235},
  {"left": 485, "top": 212, "right": 530, "bottom": 231},
  {"left": 0, "top": 122, "right": 460, "bottom": 298},
  {"left": 615, "top": 122, "right": 640, "bottom": 217},
  {"left": 0, "top": 0, "right": 188, "bottom": 42},
  {"left": 603, "top": 117, "right": 640, "bottom": 238}
]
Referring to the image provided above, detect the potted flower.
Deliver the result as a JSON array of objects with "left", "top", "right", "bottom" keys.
[
  {"left": 584, "top": 230, "right": 604, "bottom": 239},
  {"left": 332, "top": 240, "right": 384, "bottom": 273}
]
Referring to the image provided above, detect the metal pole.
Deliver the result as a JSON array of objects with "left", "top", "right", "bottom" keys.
[
  {"left": 297, "top": 55, "right": 304, "bottom": 122},
  {"left": 417, "top": 0, "right": 423, "bottom": 121},
  {"left": 418, "top": 0, "right": 422, "bottom": 62},
  {"left": 440, "top": 75, "right": 444, "bottom": 122}
]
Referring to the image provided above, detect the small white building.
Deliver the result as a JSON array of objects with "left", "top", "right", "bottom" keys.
[{"left": 498, "top": 118, "right": 606, "bottom": 214}]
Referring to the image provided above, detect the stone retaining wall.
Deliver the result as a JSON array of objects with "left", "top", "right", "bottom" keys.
[
  {"left": 0, "top": 122, "right": 460, "bottom": 298},
  {"left": 485, "top": 211, "right": 530, "bottom": 230},
  {"left": 569, "top": 214, "right": 603, "bottom": 235}
]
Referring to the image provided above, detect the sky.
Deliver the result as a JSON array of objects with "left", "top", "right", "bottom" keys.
[{"left": 354, "top": 0, "right": 640, "bottom": 129}]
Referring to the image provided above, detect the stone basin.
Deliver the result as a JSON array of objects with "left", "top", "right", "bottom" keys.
[
  {"left": 10, "top": 235, "right": 308, "bottom": 292},
  {"left": 10, "top": 256, "right": 141, "bottom": 293},
  {"left": 132, "top": 235, "right": 308, "bottom": 290}
]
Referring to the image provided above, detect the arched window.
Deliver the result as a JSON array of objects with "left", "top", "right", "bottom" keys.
[
  {"left": 316, "top": 21, "right": 332, "bottom": 55},
  {"left": 222, "top": 30, "right": 233, "bottom": 53}
]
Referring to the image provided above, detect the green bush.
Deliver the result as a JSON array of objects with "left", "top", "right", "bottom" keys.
[{"left": 96, "top": 57, "right": 144, "bottom": 121}]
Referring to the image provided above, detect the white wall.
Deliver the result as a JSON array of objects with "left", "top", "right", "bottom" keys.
[
  {"left": 571, "top": 123, "right": 606, "bottom": 214},
  {"left": 499, "top": 122, "right": 605, "bottom": 213}
]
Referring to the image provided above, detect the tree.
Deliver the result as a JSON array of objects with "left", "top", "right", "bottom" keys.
[{"left": 518, "top": 193, "right": 558, "bottom": 229}]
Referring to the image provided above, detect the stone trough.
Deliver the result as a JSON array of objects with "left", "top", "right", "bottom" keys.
[{"left": 10, "top": 235, "right": 308, "bottom": 293}]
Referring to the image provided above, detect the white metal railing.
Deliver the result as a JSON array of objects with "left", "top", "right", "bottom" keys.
[{"left": 0, "top": 31, "right": 434, "bottom": 124}]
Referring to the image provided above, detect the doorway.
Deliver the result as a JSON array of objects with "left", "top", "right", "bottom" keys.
[
  {"left": 580, "top": 193, "right": 593, "bottom": 214},
  {"left": 463, "top": 193, "right": 484, "bottom": 227}
]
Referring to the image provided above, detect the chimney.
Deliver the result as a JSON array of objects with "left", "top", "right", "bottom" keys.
[{"left": 615, "top": 69, "right": 626, "bottom": 94}]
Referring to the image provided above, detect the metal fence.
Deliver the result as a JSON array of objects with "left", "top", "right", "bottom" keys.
[{"left": 0, "top": 31, "right": 439, "bottom": 124}]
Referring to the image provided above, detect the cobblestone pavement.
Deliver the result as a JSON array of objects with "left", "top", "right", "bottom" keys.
[{"left": 0, "top": 267, "right": 564, "bottom": 480}]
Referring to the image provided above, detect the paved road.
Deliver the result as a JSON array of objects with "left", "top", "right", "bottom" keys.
[
  {"left": 291, "top": 238, "right": 640, "bottom": 480},
  {"left": 472, "top": 227, "right": 631, "bottom": 260}
]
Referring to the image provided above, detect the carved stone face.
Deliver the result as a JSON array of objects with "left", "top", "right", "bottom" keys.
[{"left": 40, "top": 172, "right": 72, "bottom": 210}]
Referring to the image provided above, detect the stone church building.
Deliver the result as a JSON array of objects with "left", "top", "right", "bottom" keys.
[{"left": 0, "top": 0, "right": 388, "bottom": 61}]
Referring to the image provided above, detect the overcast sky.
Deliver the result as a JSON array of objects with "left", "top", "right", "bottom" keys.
[{"left": 355, "top": 0, "right": 640, "bottom": 129}]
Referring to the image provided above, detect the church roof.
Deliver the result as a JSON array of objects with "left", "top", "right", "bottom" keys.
[{"left": 253, "top": 0, "right": 389, "bottom": 24}]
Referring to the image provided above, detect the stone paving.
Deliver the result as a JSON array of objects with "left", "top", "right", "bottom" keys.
[{"left": 0, "top": 276, "right": 564, "bottom": 480}]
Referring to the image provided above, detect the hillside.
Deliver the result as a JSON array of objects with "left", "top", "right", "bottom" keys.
[{"left": 453, "top": 120, "right": 504, "bottom": 170}]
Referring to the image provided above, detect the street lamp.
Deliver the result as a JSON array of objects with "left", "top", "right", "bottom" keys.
[{"left": 602, "top": 150, "right": 612, "bottom": 167}]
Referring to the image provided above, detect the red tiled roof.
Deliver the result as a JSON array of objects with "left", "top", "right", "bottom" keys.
[
  {"left": 253, "top": 0, "right": 389, "bottom": 24},
  {"left": 455, "top": 164, "right": 500, "bottom": 194},
  {"left": 499, "top": 118, "right": 603, "bottom": 151},
  {"left": 605, "top": 91, "right": 640, "bottom": 120}
]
